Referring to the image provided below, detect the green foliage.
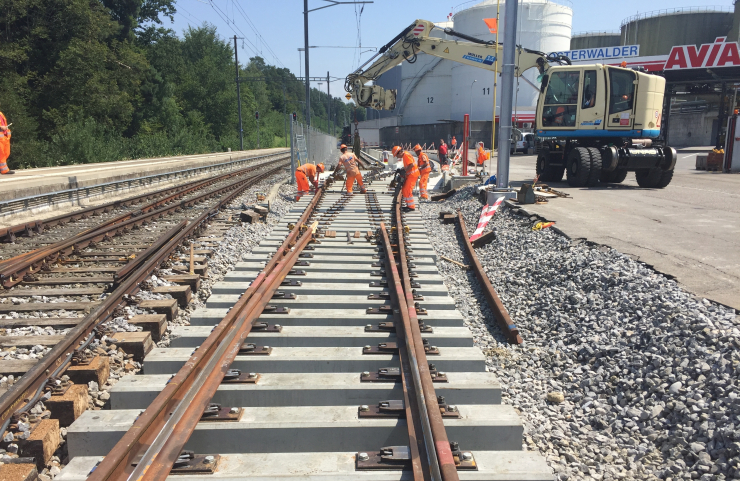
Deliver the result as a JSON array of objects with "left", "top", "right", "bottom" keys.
[{"left": 0, "top": 0, "right": 363, "bottom": 170}]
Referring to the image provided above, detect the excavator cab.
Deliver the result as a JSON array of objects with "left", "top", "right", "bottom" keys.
[{"left": 536, "top": 65, "right": 664, "bottom": 139}]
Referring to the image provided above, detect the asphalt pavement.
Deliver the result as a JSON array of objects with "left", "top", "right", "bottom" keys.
[{"left": 478, "top": 149, "right": 740, "bottom": 310}]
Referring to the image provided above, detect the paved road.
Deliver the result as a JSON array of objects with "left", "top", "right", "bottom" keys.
[{"left": 475, "top": 150, "right": 740, "bottom": 310}]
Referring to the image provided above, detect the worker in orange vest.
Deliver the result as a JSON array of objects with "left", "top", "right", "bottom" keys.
[
  {"left": 450, "top": 136, "right": 457, "bottom": 154},
  {"left": 295, "top": 162, "right": 324, "bottom": 197},
  {"left": 476, "top": 142, "right": 489, "bottom": 166},
  {"left": 392, "top": 146, "right": 419, "bottom": 211},
  {"left": 338, "top": 144, "right": 366, "bottom": 194},
  {"left": 0, "top": 107, "right": 14, "bottom": 175},
  {"left": 414, "top": 144, "right": 431, "bottom": 200}
]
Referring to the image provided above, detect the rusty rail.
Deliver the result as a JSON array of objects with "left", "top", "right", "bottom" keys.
[
  {"left": 0, "top": 166, "right": 284, "bottom": 435},
  {"left": 456, "top": 211, "right": 522, "bottom": 344},
  {"left": 87, "top": 187, "right": 325, "bottom": 481},
  {"left": 0, "top": 159, "right": 288, "bottom": 288},
  {"left": 393, "top": 195, "right": 460, "bottom": 481}
]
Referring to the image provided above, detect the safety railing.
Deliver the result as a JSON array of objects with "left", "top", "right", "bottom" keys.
[{"left": 621, "top": 5, "right": 733, "bottom": 26}]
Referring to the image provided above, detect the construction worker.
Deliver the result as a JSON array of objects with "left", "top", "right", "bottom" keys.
[
  {"left": 476, "top": 142, "right": 489, "bottom": 166},
  {"left": 295, "top": 162, "right": 324, "bottom": 196},
  {"left": 392, "top": 146, "right": 419, "bottom": 211},
  {"left": 450, "top": 136, "right": 457, "bottom": 154},
  {"left": 338, "top": 144, "right": 366, "bottom": 194},
  {"left": 438, "top": 139, "right": 449, "bottom": 172},
  {"left": 0, "top": 106, "right": 14, "bottom": 175},
  {"left": 414, "top": 144, "right": 431, "bottom": 200}
]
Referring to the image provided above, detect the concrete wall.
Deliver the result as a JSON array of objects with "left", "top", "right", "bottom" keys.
[
  {"left": 570, "top": 34, "right": 621, "bottom": 50},
  {"left": 621, "top": 12, "right": 732, "bottom": 56},
  {"left": 668, "top": 111, "right": 717, "bottom": 147}
]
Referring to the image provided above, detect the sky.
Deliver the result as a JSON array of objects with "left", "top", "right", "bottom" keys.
[{"left": 168, "top": 0, "right": 735, "bottom": 100}]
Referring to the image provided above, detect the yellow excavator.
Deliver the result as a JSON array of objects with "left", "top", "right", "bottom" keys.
[{"left": 346, "top": 19, "right": 676, "bottom": 188}]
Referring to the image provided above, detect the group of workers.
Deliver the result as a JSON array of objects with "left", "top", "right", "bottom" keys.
[{"left": 296, "top": 138, "right": 488, "bottom": 212}]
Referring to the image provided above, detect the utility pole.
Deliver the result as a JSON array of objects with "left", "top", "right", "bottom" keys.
[
  {"left": 327, "top": 72, "right": 331, "bottom": 137},
  {"left": 491, "top": 0, "right": 500, "bottom": 169},
  {"left": 256, "top": 111, "right": 260, "bottom": 149},
  {"left": 233, "top": 35, "right": 244, "bottom": 151},
  {"left": 303, "top": 0, "right": 311, "bottom": 128},
  {"left": 290, "top": 113, "right": 296, "bottom": 184},
  {"left": 496, "top": 0, "right": 517, "bottom": 190},
  {"left": 282, "top": 82, "right": 288, "bottom": 147}
]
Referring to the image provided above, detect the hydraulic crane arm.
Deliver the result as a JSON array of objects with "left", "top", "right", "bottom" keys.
[{"left": 345, "top": 19, "right": 570, "bottom": 110}]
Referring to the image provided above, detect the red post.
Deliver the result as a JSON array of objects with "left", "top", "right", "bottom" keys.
[{"left": 462, "top": 114, "right": 470, "bottom": 176}]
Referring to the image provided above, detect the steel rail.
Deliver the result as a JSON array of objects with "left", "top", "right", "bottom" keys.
[
  {"left": 0, "top": 154, "right": 288, "bottom": 271},
  {"left": 0, "top": 166, "right": 284, "bottom": 434},
  {"left": 394, "top": 194, "right": 460, "bottom": 481},
  {"left": 378, "top": 223, "right": 430, "bottom": 481},
  {"left": 88, "top": 188, "right": 325, "bottom": 481},
  {"left": 456, "top": 212, "right": 522, "bottom": 344},
  {"left": 0, "top": 160, "right": 289, "bottom": 288}
]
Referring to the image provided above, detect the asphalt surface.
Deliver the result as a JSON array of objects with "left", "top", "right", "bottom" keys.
[{"left": 476, "top": 150, "right": 740, "bottom": 310}]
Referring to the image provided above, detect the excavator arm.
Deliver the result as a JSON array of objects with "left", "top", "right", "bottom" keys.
[{"left": 345, "top": 19, "right": 570, "bottom": 110}]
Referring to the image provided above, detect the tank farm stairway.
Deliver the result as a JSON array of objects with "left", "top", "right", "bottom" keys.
[{"left": 57, "top": 172, "right": 552, "bottom": 480}]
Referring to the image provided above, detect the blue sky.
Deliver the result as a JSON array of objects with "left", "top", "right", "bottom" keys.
[{"left": 168, "top": 0, "right": 734, "bottom": 98}]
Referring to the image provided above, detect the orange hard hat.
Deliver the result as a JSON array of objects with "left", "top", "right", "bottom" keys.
[
  {"left": 391, "top": 146, "right": 402, "bottom": 156},
  {"left": 340, "top": 144, "right": 347, "bottom": 150},
  {"left": 317, "top": 163, "right": 325, "bottom": 172},
  {"left": 413, "top": 144, "right": 422, "bottom": 152}
]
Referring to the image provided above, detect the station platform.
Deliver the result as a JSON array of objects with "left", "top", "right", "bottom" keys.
[{"left": 0, "top": 148, "right": 288, "bottom": 203}]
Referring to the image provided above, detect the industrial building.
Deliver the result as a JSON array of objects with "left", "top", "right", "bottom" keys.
[{"left": 354, "top": 2, "right": 740, "bottom": 149}]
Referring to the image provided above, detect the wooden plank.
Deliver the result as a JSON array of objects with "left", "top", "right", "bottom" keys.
[
  {"left": 160, "top": 275, "right": 201, "bottom": 292},
  {"left": 0, "top": 335, "right": 67, "bottom": 347},
  {"left": 193, "top": 250, "right": 214, "bottom": 257},
  {"left": 0, "top": 359, "right": 38, "bottom": 376},
  {"left": 111, "top": 332, "right": 153, "bottom": 362},
  {"left": 0, "top": 302, "right": 99, "bottom": 313},
  {"left": 127, "top": 314, "right": 167, "bottom": 342},
  {"left": 0, "top": 288, "right": 105, "bottom": 297},
  {"left": 138, "top": 299, "right": 178, "bottom": 322},
  {"left": 23, "top": 277, "right": 113, "bottom": 285},
  {"left": 152, "top": 286, "right": 191, "bottom": 307},
  {"left": 0, "top": 318, "right": 81, "bottom": 328}
]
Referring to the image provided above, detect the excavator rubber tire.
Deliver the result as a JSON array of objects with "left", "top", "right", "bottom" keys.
[
  {"left": 635, "top": 168, "right": 674, "bottom": 188},
  {"left": 566, "top": 147, "right": 591, "bottom": 187},
  {"left": 536, "top": 148, "right": 565, "bottom": 182},
  {"left": 600, "top": 168, "right": 628, "bottom": 184},
  {"left": 585, "top": 147, "right": 602, "bottom": 187}
]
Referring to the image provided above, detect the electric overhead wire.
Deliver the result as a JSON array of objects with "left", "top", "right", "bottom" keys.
[
  {"left": 231, "top": 0, "right": 287, "bottom": 68},
  {"left": 207, "top": 0, "right": 258, "bottom": 56}
]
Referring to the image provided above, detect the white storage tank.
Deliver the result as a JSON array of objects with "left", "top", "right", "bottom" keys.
[{"left": 447, "top": 0, "right": 572, "bottom": 123}]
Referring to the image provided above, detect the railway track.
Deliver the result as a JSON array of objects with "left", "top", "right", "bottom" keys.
[
  {"left": 35, "top": 169, "right": 552, "bottom": 480},
  {"left": 0, "top": 155, "right": 291, "bottom": 471}
]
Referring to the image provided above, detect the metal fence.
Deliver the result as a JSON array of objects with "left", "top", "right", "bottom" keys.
[{"left": 293, "top": 123, "right": 339, "bottom": 168}]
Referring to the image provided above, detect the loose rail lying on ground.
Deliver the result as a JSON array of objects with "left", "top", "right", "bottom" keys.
[{"left": 456, "top": 211, "right": 523, "bottom": 345}]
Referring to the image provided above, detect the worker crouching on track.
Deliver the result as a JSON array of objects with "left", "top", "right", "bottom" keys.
[
  {"left": 392, "top": 146, "right": 419, "bottom": 211},
  {"left": 0, "top": 107, "right": 14, "bottom": 175},
  {"left": 414, "top": 144, "right": 431, "bottom": 200},
  {"left": 295, "top": 162, "right": 324, "bottom": 198},
  {"left": 338, "top": 144, "right": 366, "bottom": 194}
]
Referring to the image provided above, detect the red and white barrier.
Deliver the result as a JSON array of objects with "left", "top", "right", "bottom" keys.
[{"left": 469, "top": 196, "right": 504, "bottom": 242}]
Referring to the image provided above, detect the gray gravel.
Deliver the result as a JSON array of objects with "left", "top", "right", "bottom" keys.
[{"left": 420, "top": 186, "right": 740, "bottom": 481}]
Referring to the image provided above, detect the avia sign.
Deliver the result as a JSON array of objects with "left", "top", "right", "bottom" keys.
[{"left": 665, "top": 37, "right": 740, "bottom": 70}]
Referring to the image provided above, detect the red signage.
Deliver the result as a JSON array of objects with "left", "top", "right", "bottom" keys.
[{"left": 665, "top": 37, "right": 740, "bottom": 70}]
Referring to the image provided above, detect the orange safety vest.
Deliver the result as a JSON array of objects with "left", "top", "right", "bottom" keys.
[
  {"left": 297, "top": 163, "right": 318, "bottom": 181},
  {"left": 0, "top": 112, "right": 10, "bottom": 140},
  {"left": 477, "top": 147, "right": 489, "bottom": 164},
  {"left": 402, "top": 152, "right": 419, "bottom": 177},
  {"left": 417, "top": 152, "right": 431, "bottom": 173},
  {"left": 339, "top": 152, "right": 360, "bottom": 176}
]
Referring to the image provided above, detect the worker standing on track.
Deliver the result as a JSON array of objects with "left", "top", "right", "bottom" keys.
[
  {"left": 392, "top": 146, "right": 419, "bottom": 211},
  {"left": 414, "top": 144, "right": 431, "bottom": 200},
  {"left": 451, "top": 135, "right": 457, "bottom": 154},
  {"left": 338, "top": 144, "right": 366, "bottom": 194},
  {"left": 295, "top": 162, "right": 324, "bottom": 198},
  {"left": 476, "top": 142, "right": 489, "bottom": 166},
  {"left": 0, "top": 106, "right": 14, "bottom": 175},
  {"left": 438, "top": 139, "right": 449, "bottom": 172}
]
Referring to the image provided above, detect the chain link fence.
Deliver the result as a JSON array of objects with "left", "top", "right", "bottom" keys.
[{"left": 290, "top": 122, "right": 339, "bottom": 184}]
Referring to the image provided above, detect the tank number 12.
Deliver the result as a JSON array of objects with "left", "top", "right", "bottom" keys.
[{"left": 427, "top": 97, "right": 434, "bottom": 103}]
